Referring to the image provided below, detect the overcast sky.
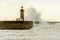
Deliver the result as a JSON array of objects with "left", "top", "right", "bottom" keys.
[{"left": 0, "top": 0, "right": 60, "bottom": 21}]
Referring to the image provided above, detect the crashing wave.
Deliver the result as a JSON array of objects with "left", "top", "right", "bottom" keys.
[{"left": 24, "top": 7, "right": 50, "bottom": 25}]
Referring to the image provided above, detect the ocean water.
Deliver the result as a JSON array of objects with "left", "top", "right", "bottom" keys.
[{"left": 0, "top": 23, "right": 60, "bottom": 40}]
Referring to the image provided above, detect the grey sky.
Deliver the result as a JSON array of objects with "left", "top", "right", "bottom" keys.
[{"left": 0, "top": 0, "right": 60, "bottom": 21}]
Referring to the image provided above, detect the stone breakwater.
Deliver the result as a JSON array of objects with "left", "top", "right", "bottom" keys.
[{"left": 0, "top": 21, "right": 33, "bottom": 29}]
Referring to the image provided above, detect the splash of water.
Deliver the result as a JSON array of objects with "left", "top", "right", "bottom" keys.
[{"left": 24, "top": 7, "right": 49, "bottom": 25}]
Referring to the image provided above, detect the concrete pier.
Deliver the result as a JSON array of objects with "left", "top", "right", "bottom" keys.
[{"left": 0, "top": 21, "right": 33, "bottom": 29}]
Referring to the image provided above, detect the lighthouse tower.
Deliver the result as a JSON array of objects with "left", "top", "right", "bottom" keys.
[{"left": 20, "top": 6, "right": 24, "bottom": 21}]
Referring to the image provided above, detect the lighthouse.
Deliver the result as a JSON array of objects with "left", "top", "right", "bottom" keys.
[
  {"left": 0, "top": 6, "right": 33, "bottom": 29},
  {"left": 20, "top": 6, "right": 24, "bottom": 21}
]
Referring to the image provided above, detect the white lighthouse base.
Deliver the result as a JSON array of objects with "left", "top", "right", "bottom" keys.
[{"left": 16, "top": 18, "right": 24, "bottom": 21}]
